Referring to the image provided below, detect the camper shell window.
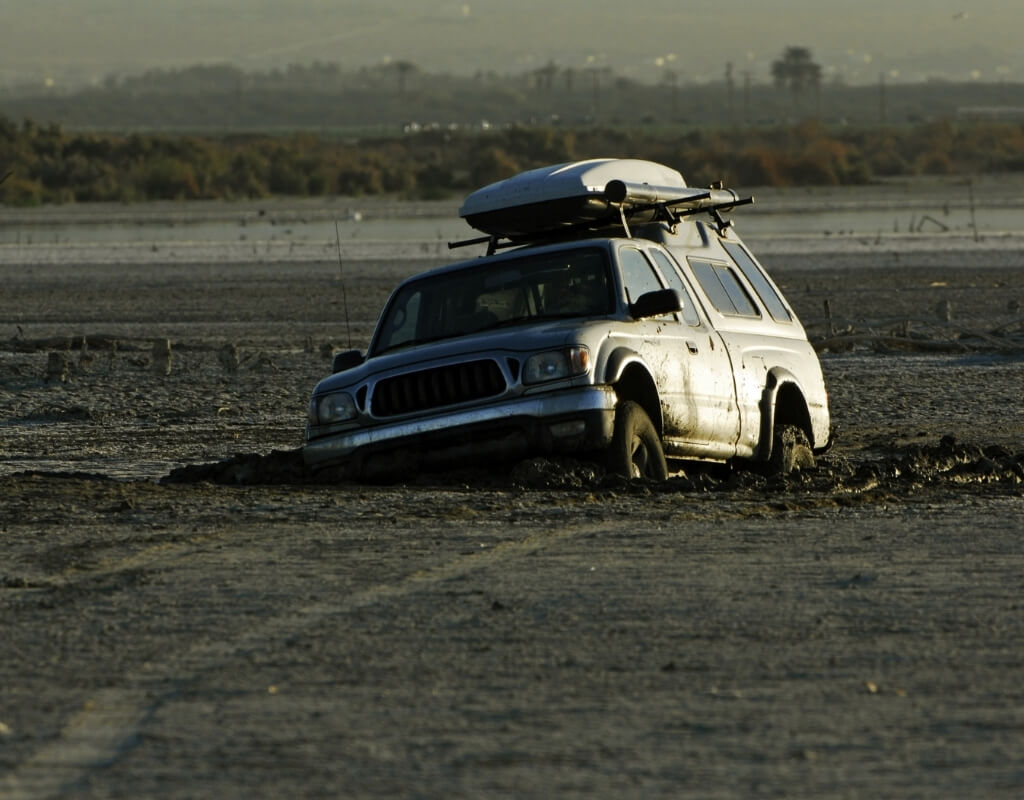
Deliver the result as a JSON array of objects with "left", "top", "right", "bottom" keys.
[
  {"left": 689, "top": 259, "right": 760, "bottom": 318},
  {"left": 722, "top": 241, "right": 793, "bottom": 322}
]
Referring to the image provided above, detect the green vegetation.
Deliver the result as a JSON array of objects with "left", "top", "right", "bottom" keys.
[
  {"left": 3, "top": 114, "right": 1024, "bottom": 206},
  {"left": 4, "top": 50, "right": 1024, "bottom": 205}
]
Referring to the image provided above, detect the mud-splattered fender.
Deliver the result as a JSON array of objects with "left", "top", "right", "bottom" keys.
[
  {"left": 756, "top": 367, "right": 811, "bottom": 461},
  {"left": 601, "top": 346, "right": 663, "bottom": 433},
  {"left": 602, "top": 346, "right": 644, "bottom": 385}
]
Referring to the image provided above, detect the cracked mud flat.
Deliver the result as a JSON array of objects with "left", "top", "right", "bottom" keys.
[{"left": 1, "top": 218, "right": 1023, "bottom": 798}]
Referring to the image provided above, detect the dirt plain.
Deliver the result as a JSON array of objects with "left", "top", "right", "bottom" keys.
[{"left": 1, "top": 203, "right": 1023, "bottom": 798}]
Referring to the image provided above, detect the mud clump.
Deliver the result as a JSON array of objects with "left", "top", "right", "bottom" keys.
[
  {"left": 161, "top": 448, "right": 326, "bottom": 486},
  {"left": 510, "top": 457, "right": 605, "bottom": 489},
  {"left": 791, "top": 436, "right": 1024, "bottom": 501},
  {"left": 888, "top": 437, "right": 1024, "bottom": 486}
]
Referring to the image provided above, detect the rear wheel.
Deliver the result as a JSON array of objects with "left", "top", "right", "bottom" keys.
[
  {"left": 769, "top": 424, "right": 815, "bottom": 475},
  {"left": 608, "top": 401, "right": 668, "bottom": 480}
]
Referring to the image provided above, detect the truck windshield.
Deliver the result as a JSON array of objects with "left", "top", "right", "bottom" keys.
[{"left": 373, "top": 247, "right": 612, "bottom": 355}]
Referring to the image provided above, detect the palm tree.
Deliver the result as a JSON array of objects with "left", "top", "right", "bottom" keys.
[
  {"left": 771, "top": 46, "right": 822, "bottom": 110},
  {"left": 661, "top": 69, "right": 679, "bottom": 120},
  {"left": 533, "top": 60, "right": 559, "bottom": 92},
  {"left": 393, "top": 61, "right": 418, "bottom": 96}
]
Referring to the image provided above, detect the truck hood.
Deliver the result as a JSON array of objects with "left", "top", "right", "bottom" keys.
[{"left": 314, "top": 318, "right": 613, "bottom": 394}]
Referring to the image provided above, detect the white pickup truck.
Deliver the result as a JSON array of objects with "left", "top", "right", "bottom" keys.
[{"left": 304, "top": 159, "right": 831, "bottom": 480}]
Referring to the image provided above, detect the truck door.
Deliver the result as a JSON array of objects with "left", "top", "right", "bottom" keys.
[
  {"left": 618, "top": 246, "right": 739, "bottom": 458},
  {"left": 648, "top": 248, "right": 740, "bottom": 456}
]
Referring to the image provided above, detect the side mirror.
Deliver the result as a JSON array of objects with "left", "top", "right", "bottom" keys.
[
  {"left": 332, "top": 349, "right": 365, "bottom": 373},
  {"left": 629, "top": 288, "right": 682, "bottom": 319}
]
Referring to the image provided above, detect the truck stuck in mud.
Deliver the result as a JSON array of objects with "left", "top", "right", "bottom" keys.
[{"left": 303, "top": 159, "right": 831, "bottom": 480}]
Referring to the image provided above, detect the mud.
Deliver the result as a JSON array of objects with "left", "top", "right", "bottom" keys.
[
  {"left": 159, "top": 435, "right": 1024, "bottom": 509},
  {"left": 2, "top": 227, "right": 1023, "bottom": 798}
]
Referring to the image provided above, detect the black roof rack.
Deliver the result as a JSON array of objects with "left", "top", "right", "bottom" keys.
[{"left": 449, "top": 190, "right": 754, "bottom": 254}]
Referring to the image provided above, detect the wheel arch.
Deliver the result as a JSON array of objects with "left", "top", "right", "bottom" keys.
[
  {"left": 604, "top": 347, "right": 663, "bottom": 435},
  {"left": 757, "top": 368, "right": 813, "bottom": 461}
]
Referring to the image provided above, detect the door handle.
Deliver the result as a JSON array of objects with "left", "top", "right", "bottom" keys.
[{"left": 686, "top": 340, "right": 699, "bottom": 355}]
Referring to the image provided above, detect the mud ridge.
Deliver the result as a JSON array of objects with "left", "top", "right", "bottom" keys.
[{"left": 157, "top": 436, "right": 1024, "bottom": 500}]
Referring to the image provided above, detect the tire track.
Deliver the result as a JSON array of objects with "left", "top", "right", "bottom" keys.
[{"left": 0, "top": 521, "right": 598, "bottom": 800}]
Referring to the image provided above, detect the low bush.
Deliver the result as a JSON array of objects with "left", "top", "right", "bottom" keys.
[{"left": 3, "top": 115, "right": 1024, "bottom": 204}]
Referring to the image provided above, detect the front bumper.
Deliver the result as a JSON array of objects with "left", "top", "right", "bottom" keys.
[{"left": 304, "top": 385, "right": 618, "bottom": 476}]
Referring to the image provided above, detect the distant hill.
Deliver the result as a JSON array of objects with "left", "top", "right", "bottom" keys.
[{"left": 4, "top": 63, "right": 1024, "bottom": 134}]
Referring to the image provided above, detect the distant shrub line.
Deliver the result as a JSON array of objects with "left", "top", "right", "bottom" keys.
[{"left": 3, "top": 116, "right": 1024, "bottom": 206}]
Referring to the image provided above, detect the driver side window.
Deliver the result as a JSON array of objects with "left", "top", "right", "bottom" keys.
[
  {"left": 618, "top": 247, "right": 664, "bottom": 304},
  {"left": 649, "top": 249, "right": 701, "bottom": 327},
  {"left": 386, "top": 290, "right": 421, "bottom": 348}
]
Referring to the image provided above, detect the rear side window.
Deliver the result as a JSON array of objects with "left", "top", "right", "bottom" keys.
[
  {"left": 689, "top": 259, "right": 760, "bottom": 317},
  {"left": 722, "top": 241, "right": 792, "bottom": 322}
]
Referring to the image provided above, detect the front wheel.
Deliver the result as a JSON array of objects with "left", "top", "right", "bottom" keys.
[{"left": 608, "top": 401, "right": 668, "bottom": 480}]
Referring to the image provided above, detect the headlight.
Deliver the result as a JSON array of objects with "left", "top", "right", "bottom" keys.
[
  {"left": 314, "top": 391, "right": 358, "bottom": 424},
  {"left": 522, "top": 346, "right": 589, "bottom": 385}
]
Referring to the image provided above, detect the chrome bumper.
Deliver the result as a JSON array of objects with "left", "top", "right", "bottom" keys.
[{"left": 304, "top": 385, "right": 618, "bottom": 471}]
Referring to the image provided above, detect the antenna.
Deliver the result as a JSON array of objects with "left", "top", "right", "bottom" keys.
[
  {"left": 0, "top": 170, "right": 12, "bottom": 187},
  {"left": 334, "top": 220, "right": 353, "bottom": 349}
]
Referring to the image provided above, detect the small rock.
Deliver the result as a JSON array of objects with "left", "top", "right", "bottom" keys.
[
  {"left": 78, "top": 337, "right": 94, "bottom": 372},
  {"left": 45, "top": 351, "right": 70, "bottom": 382},
  {"left": 218, "top": 343, "right": 240, "bottom": 373},
  {"left": 152, "top": 339, "right": 173, "bottom": 375},
  {"left": 840, "top": 572, "right": 878, "bottom": 589}
]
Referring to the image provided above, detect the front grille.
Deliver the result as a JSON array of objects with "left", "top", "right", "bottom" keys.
[{"left": 371, "top": 359, "right": 507, "bottom": 417}]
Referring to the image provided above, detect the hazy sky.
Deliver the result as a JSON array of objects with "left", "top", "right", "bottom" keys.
[{"left": 3, "top": 1, "right": 1019, "bottom": 87}]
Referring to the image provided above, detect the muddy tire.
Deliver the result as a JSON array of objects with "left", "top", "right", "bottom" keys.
[
  {"left": 769, "top": 424, "right": 815, "bottom": 475},
  {"left": 608, "top": 401, "right": 668, "bottom": 480}
]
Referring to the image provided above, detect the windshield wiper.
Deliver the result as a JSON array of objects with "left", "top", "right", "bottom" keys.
[
  {"left": 375, "top": 311, "right": 604, "bottom": 354},
  {"left": 474, "top": 315, "right": 537, "bottom": 332},
  {"left": 374, "top": 333, "right": 457, "bottom": 355},
  {"left": 537, "top": 311, "right": 596, "bottom": 320},
  {"left": 475, "top": 312, "right": 603, "bottom": 333}
]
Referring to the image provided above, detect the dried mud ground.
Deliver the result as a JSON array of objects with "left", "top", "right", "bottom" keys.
[{"left": 2, "top": 237, "right": 1023, "bottom": 798}]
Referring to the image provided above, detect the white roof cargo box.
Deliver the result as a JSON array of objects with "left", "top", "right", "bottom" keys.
[{"left": 459, "top": 158, "right": 738, "bottom": 239}]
